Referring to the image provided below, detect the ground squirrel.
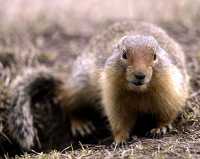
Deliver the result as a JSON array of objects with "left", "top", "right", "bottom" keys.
[
  {"left": 0, "top": 20, "right": 190, "bottom": 152},
  {"left": 69, "top": 21, "right": 190, "bottom": 144}
]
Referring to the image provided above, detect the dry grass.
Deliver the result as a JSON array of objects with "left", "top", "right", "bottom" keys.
[{"left": 1, "top": 0, "right": 200, "bottom": 158}]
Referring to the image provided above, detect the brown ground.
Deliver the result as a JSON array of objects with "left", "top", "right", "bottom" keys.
[{"left": 1, "top": 0, "right": 200, "bottom": 158}]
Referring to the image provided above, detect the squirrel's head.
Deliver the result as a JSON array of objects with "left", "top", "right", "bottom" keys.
[{"left": 111, "top": 35, "right": 162, "bottom": 91}]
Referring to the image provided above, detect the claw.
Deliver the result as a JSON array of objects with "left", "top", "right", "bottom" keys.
[
  {"left": 167, "top": 124, "right": 173, "bottom": 131},
  {"left": 77, "top": 126, "right": 85, "bottom": 136},
  {"left": 71, "top": 126, "right": 77, "bottom": 136},
  {"left": 146, "top": 124, "right": 173, "bottom": 138},
  {"left": 161, "top": 126, "right": 167, "bottom": 135},
  {"left": 83, "top": 124, "right": 91, "bottom": 134},
  {"left": 113, "top": 130, "right": 129, "bottom": 145},
  {"left": 111, "top": 141, "right": 128, "bottom": 150},
  {"left": 88, "top": 122, "right": 96, "bottom": 131},
  {"left": 71, "top": 119, "right": 95, "bottom": 137}
]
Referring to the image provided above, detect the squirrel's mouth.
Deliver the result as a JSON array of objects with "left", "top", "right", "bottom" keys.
[
  {"left": 129, "top": 80, "right": 145, "bottom": 86},
  {"left": 127, "top": 80, "right": 148, "bottom": 91}
]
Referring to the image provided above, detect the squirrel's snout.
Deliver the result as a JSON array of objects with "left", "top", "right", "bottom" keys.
[
  {"left": 126, "top": 67, "right": 153, "bottom": 88},
  {"left": 128, "top": 72, "right": 146, "bottom": 86},
  {"left": 134, "top": 72, "right": 146, "bottom": 80}
]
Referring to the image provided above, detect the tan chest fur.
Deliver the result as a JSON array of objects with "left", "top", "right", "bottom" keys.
[{"left": 101, "top": 64, "right": 187, "bottom": 124}]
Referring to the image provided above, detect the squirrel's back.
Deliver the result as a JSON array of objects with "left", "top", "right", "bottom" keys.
[{"left": 86, "top": 22, "right": 185, "bottom": 67}]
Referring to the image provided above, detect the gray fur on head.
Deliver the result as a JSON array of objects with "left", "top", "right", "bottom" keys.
[
  {"left": 113, "top": 35, "right": 172, "bottom": 70},
  {"left": 115, "top": 35, "right": 159, "bottom": 52}
]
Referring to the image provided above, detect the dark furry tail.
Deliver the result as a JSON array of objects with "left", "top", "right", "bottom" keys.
[{"left": 7, "top": 67, "right": 62, "bottom": 150}]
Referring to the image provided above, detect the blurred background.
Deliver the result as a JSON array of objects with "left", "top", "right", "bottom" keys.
[
  {"left": 0, "top": 0, "right": 200, "bottom": 52},
  {"left": 2, "top": 0, "right": 200, "bottom": 30},
  {"left": 0, "top": 0, "right": 200, "bottom": 74}
]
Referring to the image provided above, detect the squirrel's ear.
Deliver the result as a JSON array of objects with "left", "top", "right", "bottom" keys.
[
  {"left": 112, "top": 36, "right": 128, "bottom": 51},
  {"left": 119, "top": 36, "right": 128, "bottom": 45}
]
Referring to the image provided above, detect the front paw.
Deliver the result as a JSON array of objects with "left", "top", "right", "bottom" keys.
[
  {"left": 146, "top": 124, "right": 173, "bottom": 138},
  {"left": 71, "top": 119, "right": 95, "bottom": 137},
  {"left": 114, "top": 130, "right": 129, "bottom": 145}
]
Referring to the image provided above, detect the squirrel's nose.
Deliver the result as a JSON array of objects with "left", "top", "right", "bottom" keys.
[{"left": 134, "top": 72, "right": 146, "bottom": 80}]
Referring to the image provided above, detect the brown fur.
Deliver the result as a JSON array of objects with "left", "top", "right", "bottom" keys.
[
  {"left": 59, "top": 21, "right": 189, "bottom": 142},
  {"left": 95, "top": 22, "right": 189, "bottom": 143},
  {"left": 101, "top": 63, "right": 188, "bottom": 142}
]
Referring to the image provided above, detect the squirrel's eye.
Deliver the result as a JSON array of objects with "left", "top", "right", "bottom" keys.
[
  {"left": 122, "top": 50, "right": 128, "bottom": 59},
  {"left": 153, "top": 54, "right": 157, "bottom": 61}
]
